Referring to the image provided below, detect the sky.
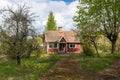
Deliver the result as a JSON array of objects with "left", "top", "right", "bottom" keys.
[{"left": 0, "top": 0, "right": 79, "bottom": 33}]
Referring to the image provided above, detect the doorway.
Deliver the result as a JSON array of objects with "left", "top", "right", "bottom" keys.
[{"left": 59, "top": 43, "right": 66, "bottom": 52}]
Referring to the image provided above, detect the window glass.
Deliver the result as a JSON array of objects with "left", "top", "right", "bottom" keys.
[
  {"left": 54, "top": 43, "right": 57, "bottom": 48},
  {"left": 49, "top": 44, "right": 53, "bottom": 48},
  {"left": 49, "top": 43, "right": 57, "bottom": 48},
  {"left": 69, "top": 43, "right": 75, "bottom": 48}
]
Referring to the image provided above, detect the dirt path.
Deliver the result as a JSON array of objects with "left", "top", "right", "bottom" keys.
[
  {"left": 39, "top": 55, "right": 102, "bottom": 80},
  {"left": 39, "top": 54, "right": 120, "bottom": 80},
  {"left": 99, "top": 61, "right": 120, "bottom": 80}
]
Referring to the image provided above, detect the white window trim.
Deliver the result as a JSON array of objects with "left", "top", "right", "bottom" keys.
[
  {"left": 69, "top": 43, "right": 76, "bottom": 48},
  {"left": 49, "top": 43, "right": 58, "bottom": 49}
]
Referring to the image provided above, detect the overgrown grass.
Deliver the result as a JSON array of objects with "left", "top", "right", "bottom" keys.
[
  {"left": 75, "top": 53, "right": 120, "bottom": 73},
  {"left": 0, "top": 54, "right": 61, "bottom": 80}
]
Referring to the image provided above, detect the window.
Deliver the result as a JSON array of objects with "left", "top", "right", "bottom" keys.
[
  {"left": 69, "top": 43, "right": 76, "bottom": 48},
  {"left": 49, "top": 43, "right": 57, "bottom": 48}
]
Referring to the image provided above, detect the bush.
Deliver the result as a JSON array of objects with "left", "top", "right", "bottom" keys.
[
  {"left": 34, "top": 47, "right": 46, "bottom": 57},
  {"left": 98, "top": 44, "right": 110, "bottom": 52},
  {"left": 83, "top": 44, "right": 95, "bottom": 56}
]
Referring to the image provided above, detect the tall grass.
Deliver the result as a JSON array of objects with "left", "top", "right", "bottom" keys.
[
  {"left": 76, "top": 53, "right": 120, "bottom": 72},
  {"left": 0, "top": 54, "right": 61, "bottom": 80}
]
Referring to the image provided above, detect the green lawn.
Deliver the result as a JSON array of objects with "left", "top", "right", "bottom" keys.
[
  {"left": 0, "top": 54, "right": 61, "bottom": 80},
  {"left": 1, "top": 53, "right": 120, "bottom": 80},
  {"left": 75, "top": 53, "right": 120, "bottom": 72}
]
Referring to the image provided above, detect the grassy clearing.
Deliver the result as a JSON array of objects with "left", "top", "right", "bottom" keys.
[
  {"left": 0, "top": 54, "right": 61, "bottom": 80},
  {"left": 75, "top": 53, "right": 120, "bottom": 73}
]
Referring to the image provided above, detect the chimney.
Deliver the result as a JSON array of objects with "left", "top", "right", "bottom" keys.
[{"left": 58, "top": 27, "right": 62, "bottom": 33}]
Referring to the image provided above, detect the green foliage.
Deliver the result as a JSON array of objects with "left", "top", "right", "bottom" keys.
[
  {"left": 33, "top": 47, "right": 46, "bottom": 57},
  {"left": 82, "top": 44, "right": 95, "bottom": 56},
  {"left": 79, "top": 57, "right": 112, "bottom": 72},
  {"left": 39, "top": 47, "right": 46, "bottom": 55},
  {"left": 46, "top": 11, "right": 57, "bottom": 30},
  {"left": 104, "top": 53, "right": 120, "bottom": 60},
  {"left": 116, "top": 35, "right": 120, "bottom": 52},
  {"left": 0, "top": 54, "right": 61, "bottom": 80},
  {"left": 74, "top": 0, "right": 120, "bottom": 53},
  {"left": 97, "top": 36, "right": 111, "bottom": 53},
  {"left": 74, "top": 1, "right": 101, "bottom": 57},
  {"left": 25, "top": 37, "right": 43, "bottom": 58},
  {"left": 0, "top": 4, "right": 37, "bottom": 64},
  {"left": 76, "top": 53, "right": 120, "bottom": 72},
  {"left": 27, "top": 37, "right": 45, "bottom": 57},
  {"left": 98, "top": 44, "right": 110, "bottom": 52},
  {"left": 0, "top": 41, "right": 9, "bottom": 54}
]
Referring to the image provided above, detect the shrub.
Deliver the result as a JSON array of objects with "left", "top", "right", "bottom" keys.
[
  {"left": 98, "top": 44, "right": 110, "bottom": 52},
  {"left": 34, "top": 47, "right": 46, "bottom": 57},
  {"left": 83, "top": 44, "right": 95, "bottom": 56}
]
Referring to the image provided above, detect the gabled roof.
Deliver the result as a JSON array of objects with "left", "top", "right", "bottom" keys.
[
  {"left": 58, "top": 36, "right": 66, "bottom": 42},
  {"left": 44, "top": 31, "right": 80, "bottom": 43}
]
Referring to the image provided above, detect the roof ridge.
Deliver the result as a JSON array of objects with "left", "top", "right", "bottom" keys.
[{"left": 45, "top": 30, "right": 80, "bottom": 43}]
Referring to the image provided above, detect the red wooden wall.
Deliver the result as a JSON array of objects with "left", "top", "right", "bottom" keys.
[
  {"left": 48, "top": 48, "right": 58, "bottom": 53},
  {"left": 47, "top": 43, "right": 82, "bottom": 53},
  {"left": 67, "top": 43, "right": 82, "bottom": 53}
]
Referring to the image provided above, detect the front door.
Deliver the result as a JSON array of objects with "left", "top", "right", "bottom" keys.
[{"left": 59, "top": 43, "right": 66, "bottom": 52}]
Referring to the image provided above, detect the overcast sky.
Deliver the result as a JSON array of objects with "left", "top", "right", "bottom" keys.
[{"left": 0, "top": 0, "right": 78, "bottom": 33}]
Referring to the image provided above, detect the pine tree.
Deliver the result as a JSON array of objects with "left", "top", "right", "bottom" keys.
[{"left": 46, "top": 11, "right": 57, "bottom": 30}]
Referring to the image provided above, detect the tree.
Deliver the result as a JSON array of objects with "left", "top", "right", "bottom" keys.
[
  {"left": 0, "top": 5, "right": 36, "bottom": 65},
  {"left": 26, "top": 36, "right": 42, "bottom": 58},
  {"left": 46, "top": 11, "right": 57, "bottom": 30},
  {"left": 74, "top": 1, "right": 101, "bottom": 57},
  {"left": 74, "top": 0, "right": 120, "bottom": 54},
  {"left": 74, "top": 17, "right": 100, "bottom": 57},
  {"left": 116, "top": 35, "right": 120, "bottom": 53}
]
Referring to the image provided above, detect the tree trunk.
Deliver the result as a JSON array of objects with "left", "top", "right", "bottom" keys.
[
  {"left": 26, "top": 45, "right": 32, "bottom": 58},
  {"left": 91, "top": 37, "right": 100, "bottom": 57},
  {"left": 118, "top": 45, "right": 120, "bottom": 52},
  {"left": 26, "top": 49, "right": 32, "bottom": 58},
  {"left": 93, "top": 41, "right": 100, "bottom": 57},
  {"left": 17, "top": 55, "right": 21, "bottom": 65},
  {"left": 107, "top": 34, "right": 118, "bottom": 54},
  {"left": 111, "top": 40, "right": 116, "bottom": 54}
]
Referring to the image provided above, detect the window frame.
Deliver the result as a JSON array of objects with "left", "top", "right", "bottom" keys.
[
  {"left": 49, "top": 43, "right": 58, "bottom": 49},
  {"left": 69, "top": 43, "right": 76, "bottom": 48}
]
